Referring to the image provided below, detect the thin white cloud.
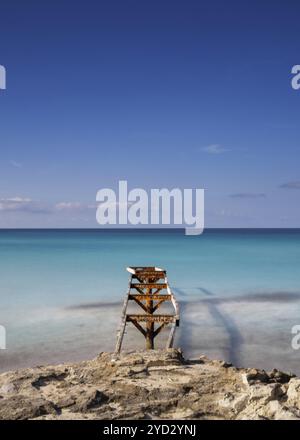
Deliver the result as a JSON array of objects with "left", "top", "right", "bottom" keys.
[
  {"left": 5, "top": 197, "right": 32, "bottom": 202},
  {"left": 55, "top": 202, "right": 133, "bottom": 211},
  {"left": 230, "top": 193, "right": 266, "bottom": 199},
  {"left": 0, "top": 197, "right": 49, "bottom": 213},
  {"left": 55, "top": 202, "right": 83, "bottom": 210},
  {"left": 201, "top": 144, "right": 229, "bottom": 154},
  {"left": 0, "top": 197, "right": 32, "bottom": 209},
  {"left": 0, "top": 199, "right": 97, "bottom": 214}
]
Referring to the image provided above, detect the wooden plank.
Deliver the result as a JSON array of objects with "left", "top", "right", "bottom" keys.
[
  {"left": 128, "top": 267, "right": 167, "bottom": 285},
  {"left": 126, "top": 314, "right": 175, "bottom": 323},
  {"left": 133, "top": 271, "right": 165, "bottom": 276},
  {"left": 130, "top": 286, "right": 146, "bottom": 295},
  {"left": 154, "top": 322, "right": 167, "bottom": 337},
  {"left": 128, "top": 266, "right": 166, "bottom": 274},
  {"left": 145, "top": 287, "right": 154, "bottom": 349},
  {"left": 115, "top": 275, "right": 132, "bottom": 354},
  {"left": 127, "top": 318, "right": 146, "bottom": 336},
  {"left": 131, "top": 283, "right": 167, "bottom": 290},
  {"left": 166, "top": 321, "right": 176, "bottom": 348},
  {"left": 133, "top": 276, "right": 165, "bottom": 283},
  {"left": 130, "top": 296, "right": 148, "bottom": 313},
  {"left": 165, "top": 276, "right": 180, "bottom": 320},
  {"left": 129, "top": 266, "right": 156, "bottom": 271},
  {"left": 152, "top": 298, "right": 167, "bottom": 312},
  {"left": 129, "top": 294, "right": 171, "bottom": 301}
]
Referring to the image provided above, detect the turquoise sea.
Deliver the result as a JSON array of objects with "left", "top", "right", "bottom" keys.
[{"left": 1, "top": 229, "right": 300, "bottom": 374}]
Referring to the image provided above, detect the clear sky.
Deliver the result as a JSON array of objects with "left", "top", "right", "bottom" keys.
[{"left": 0, "top": 0, "right": 300, "bottom": 227}]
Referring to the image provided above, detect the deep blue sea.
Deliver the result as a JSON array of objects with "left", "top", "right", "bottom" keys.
[{"left": 1, "top": 229, "right": 300, "bottom": 374}]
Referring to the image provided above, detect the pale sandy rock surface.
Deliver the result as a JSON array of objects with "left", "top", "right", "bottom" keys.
[{"left": 0, "top": 349, "right": 300, "bottom": 420}]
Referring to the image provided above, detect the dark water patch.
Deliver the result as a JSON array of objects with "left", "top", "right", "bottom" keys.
[
  {"left": 66, "top": 301, "right": 121, "bottom": 310},
  {"left": 177, "top": 291, "right": 300, "bottom": 306}
]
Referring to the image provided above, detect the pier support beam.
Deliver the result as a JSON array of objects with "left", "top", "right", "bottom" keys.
[{"left": 114, "top": 267, "right": 180, "bottom": 354}]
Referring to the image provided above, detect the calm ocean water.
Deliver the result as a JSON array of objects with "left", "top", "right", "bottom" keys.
[{"left": 1, "top": 229, "right": 300, "bottom": 374}]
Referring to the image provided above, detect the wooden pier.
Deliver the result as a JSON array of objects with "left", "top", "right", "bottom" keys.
[{"left": 115, "top": 267, "right": 180, "bottom": 354}]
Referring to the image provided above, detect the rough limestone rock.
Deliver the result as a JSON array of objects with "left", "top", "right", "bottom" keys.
[{"left": 0, "top": 349, "right": 299, "bottom": 420}]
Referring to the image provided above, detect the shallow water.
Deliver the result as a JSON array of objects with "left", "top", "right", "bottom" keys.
[{"left": 1, "top": 229, "right": 300, "bottom": 374}]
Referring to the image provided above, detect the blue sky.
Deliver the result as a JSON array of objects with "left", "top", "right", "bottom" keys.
[{"left": 0, "top": 0, "right": 300, "bottom": 227}]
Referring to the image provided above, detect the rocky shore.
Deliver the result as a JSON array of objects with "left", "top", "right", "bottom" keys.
[{"left": 1, "top": 349, "right": 300, "bottom": 420}]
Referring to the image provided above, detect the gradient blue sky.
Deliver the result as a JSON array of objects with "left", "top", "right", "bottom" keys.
[{"left": 0, "top": 0, "right": 300, "bottom": 227}]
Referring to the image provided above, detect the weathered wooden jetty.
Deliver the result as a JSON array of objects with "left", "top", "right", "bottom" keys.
[{"left": 115, "top": 267, "right": 180, "bottom": 354}]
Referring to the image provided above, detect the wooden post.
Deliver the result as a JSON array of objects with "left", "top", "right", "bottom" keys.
[
  {"left": 115, "top": 275, "right": 132, "bottom": 354},
  {"left": 145, "top": 283, "right": 154, "bottom": 349}
]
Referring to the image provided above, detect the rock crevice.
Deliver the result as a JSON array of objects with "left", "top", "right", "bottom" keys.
[{"left": 0, "top": 349, "right": 299, "bottom": 420}]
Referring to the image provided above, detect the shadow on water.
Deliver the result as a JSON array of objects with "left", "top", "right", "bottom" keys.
[
  {"left": 65, "top": 290, "right": 300, "bottom": 366},
  {"left": 203, "top": 299, "right": 243, "bottom": 366},
  {"left": 172, "top": 287, "right": 188, "bottom": 297},
  {"left": 66, "top": 301, "right": 121, "bottom": 310},
  {"left": 197, "top": 287, "right": 214, "bottom": 296},
  {"left": 172, "top": 288, "right": 192, "bottom": 353},
  {"left": 65, "top": 290, "right": 300, "bottom": 312},
  {"left": 173, "top": 286, "right": 244, "bottom": 366}
]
